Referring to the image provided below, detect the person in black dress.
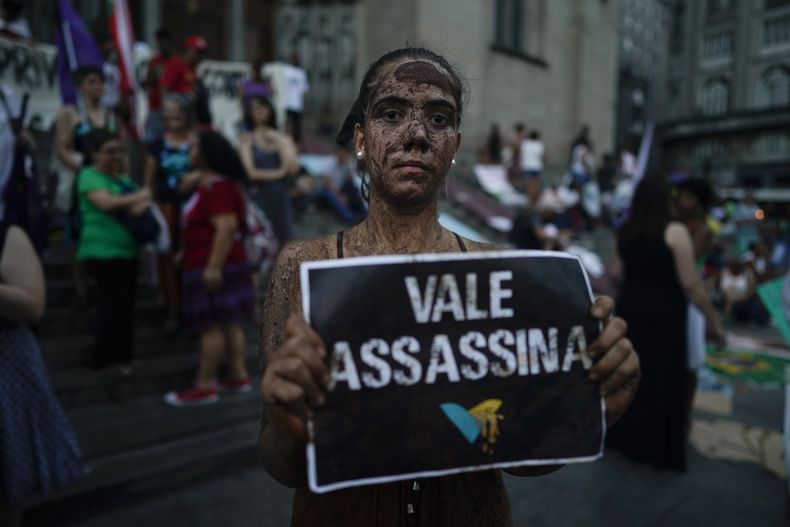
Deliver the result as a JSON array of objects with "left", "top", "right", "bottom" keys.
[{"left": 607, "top": 177, "right": 724, "bottom": 471}]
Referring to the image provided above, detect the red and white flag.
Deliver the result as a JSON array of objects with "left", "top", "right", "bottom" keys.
[{"left": 109, "top": 0, "right": 142, "bottom": 136}]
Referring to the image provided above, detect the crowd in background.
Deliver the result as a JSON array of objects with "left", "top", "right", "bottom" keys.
[
  {"left": 0, "top": 7, "right": 369, "bottom": 519},
  {"left": 0, "top": 0, "right": 787, "bottom": 522}
]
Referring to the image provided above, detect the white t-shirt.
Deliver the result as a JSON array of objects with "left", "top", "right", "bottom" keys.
[
  {"left": 519, "top": 139, "right": 544, "bottom": 172},
  {"left": 0, "top": 86, "right": 19, "bottom": 219},
  {"left": 0, "top": 18, "right": 32, "bottom": 39},
  {"left": 282, "top": 65, "right": 309, "bottom": 112},
  {"left": 720, "top": 268, "right": 753, "bottom": 302},
  {"left": 571, "top": 144, "right": 594, "bottom": 176},
  {"left": 101, "top": 62, "right": 121, "bottom": 110},
  {"left": 620, "top": 151, "right": 637, "bottom": 178}
]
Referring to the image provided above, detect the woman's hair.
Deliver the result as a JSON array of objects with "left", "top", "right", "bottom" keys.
[
  {"left": 85, "top": 128, "right": 120, "bottom": 154},
  {"left": 335, "top": 46, "right": 466, "bottom": 147},
  {"left": 162, "top": 93, "right": 196, "bottom": 129},
  {"left": 617, "top": 176, "right": 673, "bottom": 243},
  {"left": 197, "top": 130, "right": 248, "bottom": 183},
  {"left": 73, "top": 65, "right": 104, "bottom": 86},
  {"left": 244, "top": 95, "right": 277, "bottom": 130},
  {"left": 529, "top": 130, "right": 540, "bottom": 140},
  {"left": 675, "top": 177, "right": 714, "bottom": 211}
]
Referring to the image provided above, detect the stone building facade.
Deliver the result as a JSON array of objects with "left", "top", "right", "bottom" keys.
[
  {"left": 22, "top": 0, "right": 276, "bottom": 62},
  {"left": 616, "top": 0, "right": 670, "bottom": 152},
  {"left": 19, "top": 0, "right": 620, "bottom": 172},
  {"left": 660, "top": 0, "right": 790, "bottom": 198},
  {"left": 355, "top": 0, "right": 620, "bottom": 171}
]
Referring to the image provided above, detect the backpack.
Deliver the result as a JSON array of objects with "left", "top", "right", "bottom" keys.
[{"left": 242, "top": 193, "right": 279, "bottom": 272}]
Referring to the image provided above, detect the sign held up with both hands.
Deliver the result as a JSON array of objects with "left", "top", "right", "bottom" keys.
[{"left": 300, "top": 251, "right": 605, "bottom": 494}]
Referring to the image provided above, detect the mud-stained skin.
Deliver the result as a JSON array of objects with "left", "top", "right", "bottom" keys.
[
  {"left": 393, "top": 60, "right": 454, "bottom": 94},
  {"left": 259, "top": 57, "right": 497, "bottom": 370},
  {"left": 360, "top": 60, "right": 460, "bottom": 213}
]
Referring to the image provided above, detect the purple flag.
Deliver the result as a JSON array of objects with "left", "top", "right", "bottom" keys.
[{"left": 54, "top": 0, "right": 104, "bottom": 105}]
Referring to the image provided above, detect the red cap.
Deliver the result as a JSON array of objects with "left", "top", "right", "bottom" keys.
[{"left": 184, "top": 35, "right": 208, "bottom": 52}]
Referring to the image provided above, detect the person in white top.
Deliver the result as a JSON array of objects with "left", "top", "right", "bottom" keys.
[
  {"left": 282, "top": 54, "right": 309, "bottom": 146},
  {"left": 619, "top": 147, "right": 638, "bottom": 180},
  {"left": 0, "top": 85, "right": 18, "bottom": 220},
  {"left": 0, "top": 0, "right": 31, "bottom": 40},
  {"left": 519, "top": 130, "right": 545, "bottom": 207},
  {"left": 719, "top": 258, "right": 769, "bottom": 324}
]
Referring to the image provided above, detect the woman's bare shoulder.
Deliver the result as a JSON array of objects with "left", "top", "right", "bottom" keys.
[{"left": 274, "top": 235, "right": 338, "bottom": 275}]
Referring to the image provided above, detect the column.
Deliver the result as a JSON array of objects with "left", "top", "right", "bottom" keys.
[{"left": 227, "top": 0, "right": 245, "bottom": 61}]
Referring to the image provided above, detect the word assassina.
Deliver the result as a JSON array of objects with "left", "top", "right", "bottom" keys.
[{"left": 329, "top": 271, "right": 593, "bottom": 391}]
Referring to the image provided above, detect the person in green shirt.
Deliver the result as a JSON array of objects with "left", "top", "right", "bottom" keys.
[{"left": 77, "top": 130, "right": 151, "bottom": 372}]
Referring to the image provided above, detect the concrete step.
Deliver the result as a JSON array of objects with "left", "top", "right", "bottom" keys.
[
  {"left": 39, "top": 327, "right": 197, "bottom": 370},
  {"left": 24, "top": 419, "right": 261, "bottom": 526},
  {"left": 44, "top": 277, "right": 159, "bottom": 310},
  {"left": 39, "top": 325, "right": 258, "bottom": 370},
  {"left": 37, "top": 298, "right": 166, "bottom": 337},
  {"left": 51, "top": 342, "right": 260, "bottom": 408},
  {"left": 68, "top": 389, "right": 261, "bottom": 459}
]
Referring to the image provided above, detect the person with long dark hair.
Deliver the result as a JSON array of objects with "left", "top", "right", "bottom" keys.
[
  {"left": 164, "top": 131, "right": 256, "bottom": 406},
  {"left": 607, "top": 176, "right": 724, "bottom": 471},
  {"left": 258, "top": 47, "right": 640, "bottom": 525},
  {"left": 237, "top": 95, "right": 299, "bottom": 245}
]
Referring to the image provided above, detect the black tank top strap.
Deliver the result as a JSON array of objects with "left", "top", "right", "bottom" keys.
[
  {"left": 336, "top": 231, "right": 344, "bottom": 259},
  {"left": 454, "top": 232, "right": 468, "bottom": 253}
]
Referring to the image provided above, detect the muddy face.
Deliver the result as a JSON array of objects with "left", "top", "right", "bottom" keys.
[{"left": 357, "top": 59, "right": 461, "bottom": 208}]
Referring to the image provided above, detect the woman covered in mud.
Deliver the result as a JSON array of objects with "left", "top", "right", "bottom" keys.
[{"left": 258, "top": 47, "right": 640, "bottom": 526}]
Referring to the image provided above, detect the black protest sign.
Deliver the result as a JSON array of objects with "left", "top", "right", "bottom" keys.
[{"left": 300, "top": 251, "right": 604, "bottom": 493}]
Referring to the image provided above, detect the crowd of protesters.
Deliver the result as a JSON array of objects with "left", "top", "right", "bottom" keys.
[
  {"left": 0, "top": 5, "right": 784, "bottom": 523},
  {"left": 0, "top": 14, "right": 328, "bottom": 519}
]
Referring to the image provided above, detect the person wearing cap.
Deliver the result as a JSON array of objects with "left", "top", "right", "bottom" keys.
[{"left": 161, "top": 35, "right": 212, "bottom": 128}]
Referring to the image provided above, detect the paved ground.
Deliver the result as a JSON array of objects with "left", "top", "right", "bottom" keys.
[
  {"left": 59, "top": 445, "right": 783, "bottom": 527},
  {"left": 28, "top": 213, "right": 789, "bottom": 526}
]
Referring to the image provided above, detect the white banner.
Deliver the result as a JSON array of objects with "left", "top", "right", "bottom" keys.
[
  {"left": 0, "top": 37, "right": 60, "bottom": 129},
  {"left": 0, "top": 35, "right": 248, "bottom": 142}
]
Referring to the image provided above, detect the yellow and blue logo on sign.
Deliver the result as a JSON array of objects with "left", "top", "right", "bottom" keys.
[{"left": 440, "top": 399, "right": 504, "bottom": 454}]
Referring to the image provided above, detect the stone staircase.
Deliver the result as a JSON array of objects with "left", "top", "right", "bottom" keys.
[
  {"left": 22, "top": 199, "right": 505, "bottom": 525},
  {"left": 23, "top": 207, "right": 349, "bottom": 526}
]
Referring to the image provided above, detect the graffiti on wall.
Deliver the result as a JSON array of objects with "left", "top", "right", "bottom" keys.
[
  {"left": 0, "top": 38, "right": 60, "bottom": 128},
  {"left": 0, "top": 36, "right": 250, "bottom": 141}
]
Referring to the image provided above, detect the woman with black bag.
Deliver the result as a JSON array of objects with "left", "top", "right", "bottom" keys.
[{"left": 76, "top": 129, "right": 152, "bottom": 373}]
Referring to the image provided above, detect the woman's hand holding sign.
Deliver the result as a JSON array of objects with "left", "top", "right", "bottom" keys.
[
  {"left": 587, "top": 296, "right": 640, "bottom": 426},
  {"left": 262, "top": 317, "right": 329, "bottom": 444}
]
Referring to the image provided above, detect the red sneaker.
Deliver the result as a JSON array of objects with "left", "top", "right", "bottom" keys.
[
  {"left": 164, "top": 386, "right": 219, "bottom": 406},
  {"left": 217, "top": 377, "right": 253, "bottom": 394}
]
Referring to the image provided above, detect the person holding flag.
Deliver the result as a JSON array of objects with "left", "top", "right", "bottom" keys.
[{"left": 53, "top": 0, "right": 117, "bottom": 307}]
